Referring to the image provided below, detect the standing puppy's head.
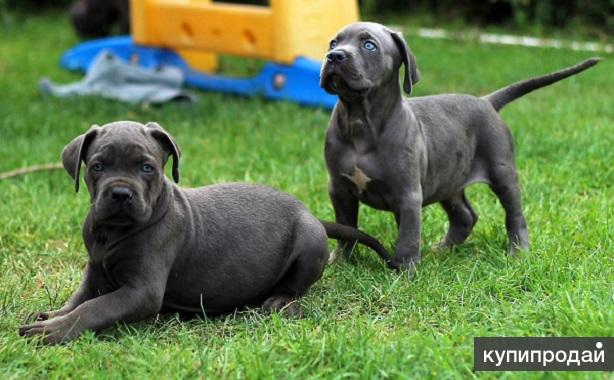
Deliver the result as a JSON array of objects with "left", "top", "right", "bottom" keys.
[
  {"left": 61, "top": 121, "right": 180, "bottom": 226},
  {"left": 320, "top": 22, "right": 420, "bottom": 98}
]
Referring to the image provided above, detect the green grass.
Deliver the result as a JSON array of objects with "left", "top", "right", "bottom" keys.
[{"left": 1, "top": 12, "right": 613, "bottom": 380}]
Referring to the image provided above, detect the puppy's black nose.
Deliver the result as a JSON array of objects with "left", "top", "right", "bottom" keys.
[
  {"left": 111, "top": 187, "right": 133, "bottom": 202},
  {"left": 327, "top": 50, "right": 348, "bottom": 63}
]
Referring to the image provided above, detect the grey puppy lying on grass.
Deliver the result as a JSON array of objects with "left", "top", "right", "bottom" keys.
[
  {"left": 320, "top": 22, "right": 600, "bottom": 271},
  {"left": 19, "top": 121, "right": 393, "bottom": 345}
]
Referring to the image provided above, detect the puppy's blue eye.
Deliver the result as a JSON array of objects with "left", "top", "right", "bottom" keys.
[
  {"left": 329, "top": 40, "right": 337, "bottom": 50},
  {"left": 141, "top": 164, "right": 154, "bottom": 173},
  {"left": 363, "top": 41, "right": 377, "bottom": 51},
  {"left": 91, "top": 163, "right": 104, "bottom": 172}
]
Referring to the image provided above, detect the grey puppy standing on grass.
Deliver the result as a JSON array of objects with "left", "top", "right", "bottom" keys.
[
  {"left": 320, "top": 22, "right": 600, "bottom": 270},
  {"left": 19, "top": 121, "right": 393, "bottom": 345}
]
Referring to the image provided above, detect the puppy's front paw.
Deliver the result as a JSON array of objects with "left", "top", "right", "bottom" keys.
[
  {"left": 18, "top": 314, "right": 82, "bottom": 345},
  {"left": 392, "top": 256, "right": 420, "bottom": 279},
  {"left": 24, "top": 310, "right": 61, "bottom": 324},
  {"left": 507, "top": 244, "right": 528, "bottom": 258}
]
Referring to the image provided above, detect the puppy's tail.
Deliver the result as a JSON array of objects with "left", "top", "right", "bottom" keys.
[
  {"left": 319, "top": 220, "right": 397, "bottom": 269},
  {"left": 483, "top": 57, "right": 601, "bottom": 112}
]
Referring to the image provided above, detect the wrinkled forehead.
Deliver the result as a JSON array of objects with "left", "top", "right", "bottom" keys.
[
  {"left": 87, "top": 123, "right": 163, "bottom": 162},
  {"left": 335, "top": 22, "right": 392, "bottom": 44}
]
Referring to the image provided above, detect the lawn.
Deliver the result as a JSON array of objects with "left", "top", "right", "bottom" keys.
[{"left": 0, "top": 11, "right": 612, "bottom": 380}]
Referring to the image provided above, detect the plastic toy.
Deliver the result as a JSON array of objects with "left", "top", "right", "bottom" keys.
[{"left": 61, "top": 0, "right": 359, "bottom": 108}]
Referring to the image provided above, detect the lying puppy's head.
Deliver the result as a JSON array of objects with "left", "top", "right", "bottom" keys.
[
  {"left": 61, "top": 121, "right": 180, "bottom": 226},
  {"left": 320, "top": 22, "right": 420, "bottom": 98}
]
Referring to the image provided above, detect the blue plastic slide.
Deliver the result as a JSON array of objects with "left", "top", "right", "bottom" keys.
[{"left": 60, "top": 36, "right": 338, "bottom": 109}]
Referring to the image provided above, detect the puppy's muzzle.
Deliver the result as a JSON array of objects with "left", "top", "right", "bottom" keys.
[
  {"left": 94, "top": 182, "right": 148, "bottom": 225},
  {"left": 110, "top": 186, "right": 134, "bottom": 204},
  {"left": 326, "top": 49, "right": 348, "bottom": 63}
]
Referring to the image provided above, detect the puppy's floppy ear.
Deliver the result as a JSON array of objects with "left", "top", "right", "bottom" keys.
[
  {"left": 390, "top": 31, "right": 420, "bottom": 95},
  {"left": 146, "top": 122, "right": 181, "bottom": 183},
  {"left": 61, "top": 124, "right": 100, "bottom": 193}
]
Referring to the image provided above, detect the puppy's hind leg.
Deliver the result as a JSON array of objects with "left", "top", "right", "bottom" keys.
[
  {"left": 488, "top": 165, "right": 529, "bottom": 254},
  {"left": 439, "top": 191, "right": 478, "bottom": 248},
  {"left": 262, "top": 217, "right": 329, "bottom": 318},
  {"left": 261, "top": 256, "right": 324, "bottom": 318}
]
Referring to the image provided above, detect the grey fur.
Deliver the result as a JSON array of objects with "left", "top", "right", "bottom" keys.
[
  {"left": 320, "top": 22, "right": 600, "bottom": 270},
  {"left": 19, "top": 121, "right": 391, "bottom": 344}
]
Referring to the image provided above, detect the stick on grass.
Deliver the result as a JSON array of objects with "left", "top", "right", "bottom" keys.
[{"left": 0, "top": 163, "right": 63, "bottom": 180}]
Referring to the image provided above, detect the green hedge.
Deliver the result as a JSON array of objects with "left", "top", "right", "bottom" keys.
[
  {"left": 2, "top": 0, "right": 611, "bottom": 36},
  {"left": 361, "top": 0, "right": 612, "bottom": 35},
  {"left": 1, "top": 0, "right": 71, "bottom": 11}
]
